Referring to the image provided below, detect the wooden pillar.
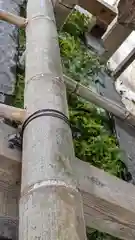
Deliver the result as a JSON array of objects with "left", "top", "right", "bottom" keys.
[{"left": 19, "top": 0, "right": 86, "bottom": 239}]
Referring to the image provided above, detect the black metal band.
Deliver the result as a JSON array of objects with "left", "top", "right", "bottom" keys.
[{"left": 21, "top": 109, "right": 70, "bottom": 136}]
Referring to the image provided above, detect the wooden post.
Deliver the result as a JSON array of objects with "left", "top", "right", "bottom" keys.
[
  {"left": 19, "top": 0, "right": 86, "bottom": 239},
  {"left": 102, "top": 17, "right": 132, "bottom": 60}
]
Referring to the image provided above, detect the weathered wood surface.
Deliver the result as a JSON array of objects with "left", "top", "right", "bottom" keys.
[
  {"left": 65, "top": 75, "right": 135, "bottom": 127},
  {"left": 0, "top": 103, "right": 25, "bottom": 122},
  {"left": 113, "top": 47, "right": 135, "bottom": 79},
  {"left": 20, "top": 0, "right": 86, "bottom": 239},
  {"left": 0, "top": 10, "right": 27, "bottom": 27},
  {"left": 74, "top": 159, "right": 135, "bottom": 240},
  {"left": 78, "top": 0, "right": 116, "bottom": 25},
  {"left": 102, "top": 17, "right": 132, "bottom": 60},
  {"left": 1, "top": 123, "right": 135, "bottom": 240}
]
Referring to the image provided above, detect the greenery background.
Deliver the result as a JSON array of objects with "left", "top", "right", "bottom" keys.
[{"left": 13, "top": 8, "right": 127, "bottom": 240}]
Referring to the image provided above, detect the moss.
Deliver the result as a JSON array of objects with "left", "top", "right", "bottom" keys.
[{"left": 12, "top": 73, "right": 24, "bottom": 108}]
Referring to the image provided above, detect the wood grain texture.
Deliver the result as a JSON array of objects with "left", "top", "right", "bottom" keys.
[
  {"left": 20, "top": 0, "right": 86, "bottom": 239},
  {"left": 102, "top": 17, "right": 132, "bottom": 60}
]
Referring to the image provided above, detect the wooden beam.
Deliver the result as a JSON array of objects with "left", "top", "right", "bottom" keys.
[
  {"left": 65, "top": 75, "right": 135, "bottom": 127},
  {"left": 1, "top": 123, "right": 135, "bottom": 240},
  {"left": 2, "top": 76, "right": 135, "bottom": 127},
  {"left": 113, "top": 48, "right": 135, "bottom": 79},
  {"left": 74, "top": 159, "right": 135, "bottom": 240},
  {"left": 102, "top": 17, "right": 132, "bottom": 60},
  {"left": 0, "top": 103, "right": 25, "bottom": 123},
  {"left": 78, "top": 0, "right": 116, "bottom": 25},
  {"left": 0, "top": 10, "right": 27, "bottom": 27}
]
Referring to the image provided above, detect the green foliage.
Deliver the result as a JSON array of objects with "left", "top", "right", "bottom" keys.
[
  {"left": 59, "top": 32, "right": 104, "bottom": 85},
  {"left": 13, "top": 73, "right": 24, "bottom": 109},
  {"left": 68, "top": 94, "right": 125, "bottom": 178},
  {"left": 62, "top": 9, "right": 90, "bottom": 38},
  {"left": 60, "top": 11, "right": 125, "bottom": 240},
  {"left": 59, "top": 11, "right": 125, "bottom": 179},
  {"left": 12, "top": 28, "right": 25, "bottom": 109},
  {"left": 19, "top": 28, "right": 26, "bottom": 52},
  {"left": 87, "top": 230, "right": 119, "bottom": 240}
]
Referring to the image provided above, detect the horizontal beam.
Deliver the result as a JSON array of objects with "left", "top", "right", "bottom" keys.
[
  {"left": 1, "top": 123, "right": 135, "bottom": 240},
  {"left": 2, "top": 75, "right": 135, "bottom": 127},
  {"left": 74, "top": 159, "right": 135, "bottom": 240},
  {"left": 19, "top": 52, "right": 135, "bottom": 127},
  {"left": 0, "top": 10, "right": 27, "bottom": 27},
  {"left": 65, "top": 75, "right": 135, "bottom": 126},
  {"left": 0, "top": 103, "right": 25, "bottom": 122}
]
